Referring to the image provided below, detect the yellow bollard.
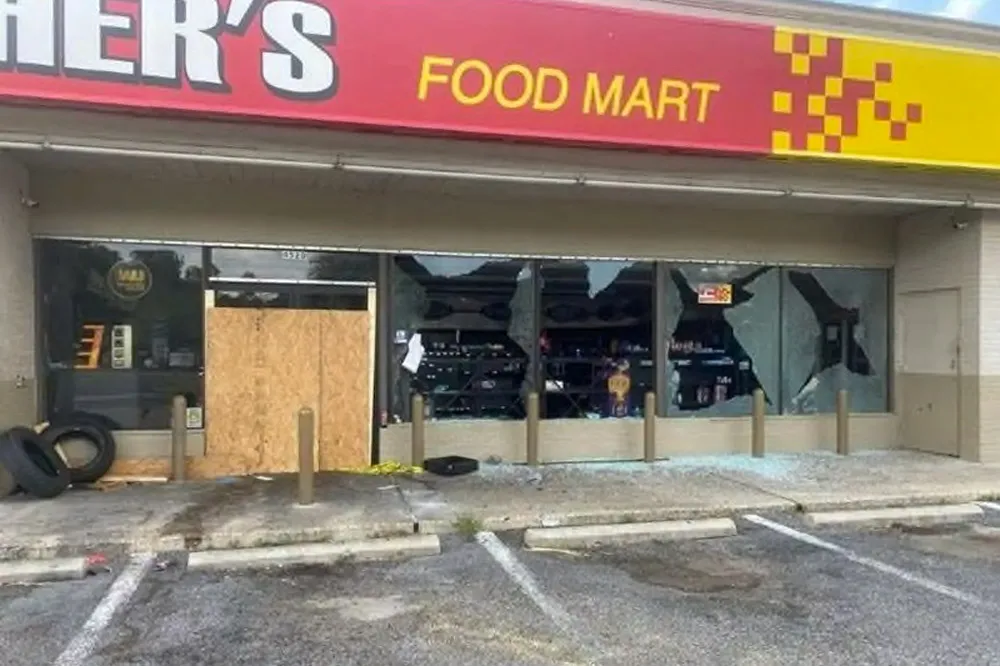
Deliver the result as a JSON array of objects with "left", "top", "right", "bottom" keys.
[
  {"left": 644, "top": 392, "right": 656, "bottom": 462},
  {"left": 526, "top": 392, "right": 539, "bottom": 466},
  {"left": 298, "top": 407, "right": 315, "bottom": 506},
  {"left": 836, "top": 389, "right": 850, "bottom": 455},
  {"left": 751, "top": 388, "right": 765, "bottom": 458},
  {"left": 411, "top": 394, "right": 426, "bottom": 467},
  {"left": 170, "top": 395, "right": 187, "bottom": 483}
]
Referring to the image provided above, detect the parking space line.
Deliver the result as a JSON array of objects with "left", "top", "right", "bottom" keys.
[
  {"left": 53, "top": 553, "right": 154, "bottom": 666},
  {"left": 475, "top": 531, "right": 576, "bottom": 635},
  {"left": 977, "top": 501, "right": 1000, "bottom": 512},
  {"left": 743, "top": 514, "right": 987, "bottom": 607}
]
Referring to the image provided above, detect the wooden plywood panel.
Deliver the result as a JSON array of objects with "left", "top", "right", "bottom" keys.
[
  {"left": 317, "top": 310, "right": 372, "bottom": 470},
  {"left": 205, "top": 308, "right": 262, "bottom": 475},
  {"left": 204, "top": 308, "right": 320, "bottom": 476},
  {"left": 256, "top": 309, "right": 320, "bottom": 473}
]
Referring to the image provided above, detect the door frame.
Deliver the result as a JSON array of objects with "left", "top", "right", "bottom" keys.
[
  {"left": 204, "top": 279, "right": 379, "bottom": 465},
  {"left": 207, "top": 278, "right": 372, "bottom": 309},
  {"left": 897, "top": 286, "right": 962, "bottom": 457}
]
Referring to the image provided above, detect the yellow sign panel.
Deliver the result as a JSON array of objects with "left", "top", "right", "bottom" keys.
[
  {"left": 771, "top": 27, "right": 1000, "bottom": 171},
  {"left": 697, "top": 283, "right": 733, "bottom": 305}
]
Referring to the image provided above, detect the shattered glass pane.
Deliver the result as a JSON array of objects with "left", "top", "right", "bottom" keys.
[
  {"left": 390, "top": 255, "right": 531, "bottom": 422},
  {"left": 665, "top": 264, "right": 779, "bottom": 416},
  {"left": 781, "top": 267, "right": 888, "bottom": 414},
  {"left": 540, "top": 260, "right": 653, "bottom": 419}
]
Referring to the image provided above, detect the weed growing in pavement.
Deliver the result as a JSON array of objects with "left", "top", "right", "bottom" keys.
[{"left": 453, "top": 516, "right": 484, "bottom": 541}]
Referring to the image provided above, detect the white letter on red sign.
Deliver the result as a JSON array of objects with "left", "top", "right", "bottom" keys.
[
  {"left": 140, "top": 0, "right": 225, "bottom": 89},
  {"left": 0, "top": 0, "right": 56, "bottom": 70},
  {"left": 261, "top": 1, "right": 337, "bottom": 100},
  {"left": 63, "top": 0, "right": 135, "bottom": 78}
]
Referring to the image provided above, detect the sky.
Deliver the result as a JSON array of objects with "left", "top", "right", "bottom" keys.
[{"left": 828, "top": 0, "right": 999, "bottom": 24}]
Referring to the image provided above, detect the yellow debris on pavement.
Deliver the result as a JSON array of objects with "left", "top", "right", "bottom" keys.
[{"left": 336, "top": 460, "right": 423, "bottom": 475}]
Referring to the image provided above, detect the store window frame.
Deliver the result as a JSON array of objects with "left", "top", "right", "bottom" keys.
[
  {"left": 36, "top": 237, "right": 209, "bottom": 431},
  {"left": 389, "top": 254, "right": 535, "bottom": 422},
  {"left": 387, "top": 253, "right": 894, "bottom": 424},
  {"left": 536, "top": 258, "right": 655, "bottom": 420}
]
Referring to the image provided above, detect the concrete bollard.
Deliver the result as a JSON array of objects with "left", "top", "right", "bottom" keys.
[
  {"left": 170, "top": 395, "right": 187, "bottom": 483},
  {"left": 836, "top": 389, "right": 850, "bottom": 455},
  {"left": 644, "top": 392, "right": 656, "bottom": 462},
  {"left": 298, "top": 407, "right": 315, "bottom": 506},
  {"left": 411, "top": 394, "right": 425, "bottom": 467},
  {"left": 526, "top": 391, "right": 539, "bottom": 466},
  {"left": 751, "top": 388, "right": 765, "bottom": 458}
]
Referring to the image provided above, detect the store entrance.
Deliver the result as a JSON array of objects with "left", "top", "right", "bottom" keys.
[{"left": 203, "top": 280, "right": 375, "bottom": 475}]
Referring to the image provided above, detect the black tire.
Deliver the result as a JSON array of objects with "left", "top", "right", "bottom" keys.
[
  {"left": 0, "top": 427, "right": 70, "bottom": 498},
  {"left": 41, "top": 423, "right": 116, "bottom": 484}
]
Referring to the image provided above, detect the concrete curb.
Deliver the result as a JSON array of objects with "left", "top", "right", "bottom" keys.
[
  {"left": 192, "top": 520, "right": 416, "bottom": 551},
  {"left": 794, "top": 491, "right": 1000, "bottom": 513},
  {"left": 186, "top": 535, "right": 441, "bottom": 572},
  {"left": 0, "top": 557, "right": 88, "bottom": 584},
  {"left": 802, "top": 503, "right": 985, "bottom": 529},
  {"left": 523, "top": 518, "right": 738, "bottom": 550},
  {"left": 420, "top": 500, "right": 793, "bottom": 535}
]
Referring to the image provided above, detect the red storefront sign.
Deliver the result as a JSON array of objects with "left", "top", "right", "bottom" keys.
[{"left": 0, "top": 0, "right": 794, "bottom": 156}]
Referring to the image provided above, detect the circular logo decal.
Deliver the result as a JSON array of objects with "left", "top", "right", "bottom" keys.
[{"left": 107, "top": 260, "right": 153, "bottom": 300}]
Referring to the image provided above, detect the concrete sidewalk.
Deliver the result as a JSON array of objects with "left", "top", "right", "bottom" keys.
[{"left": 2, "top": 451, "right": 999, "bottom": 561}]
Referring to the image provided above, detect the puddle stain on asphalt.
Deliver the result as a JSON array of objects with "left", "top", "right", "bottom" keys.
[
  {"left": 597, "top": 551, "right": 764, "bottom": 594},
  {"left": 305, "top": 595, "right": 421, "bottom": 621}
]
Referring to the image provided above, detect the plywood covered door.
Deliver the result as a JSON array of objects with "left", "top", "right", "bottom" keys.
[
  {"left": 898, "top": 289, "right": 960, "bottom": 457},
  {"left": 205, "top": 308, "right": 372, "bottom": 476}
]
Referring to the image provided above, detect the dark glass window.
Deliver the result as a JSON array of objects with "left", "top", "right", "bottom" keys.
[
  {"left": 208, "top": 248, "right": 376, "bottom": 282},
  {"left": 212, "top": 285, "right": 367, "bottom": 310},
  {"left": 663, "top": 264, "right": 780, "bottom": 416},
  {"left": 391, "top": 255, "right": 533, "bottom": 421},
  {"left": 40, "top": 240, "right": 204, "bottom": 430},
  {"left": 539, "top": 260, "right": 653, "bottom": 419}
]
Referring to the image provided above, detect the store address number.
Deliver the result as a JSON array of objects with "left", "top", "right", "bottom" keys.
[{"left": 281, "top": 250, "right": 309, "bottom": 261}]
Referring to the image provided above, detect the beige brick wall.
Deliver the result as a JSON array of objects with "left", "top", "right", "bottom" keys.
[{"left": 0, "top": 156, "right": 36, "bottom": 428}]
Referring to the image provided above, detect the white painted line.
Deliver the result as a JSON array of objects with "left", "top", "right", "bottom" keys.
[
  {"left": 977, "top": 501, "right": 1000, "bottom": 512},
  {"left": 53, "top": 553, "right": 154, "bottom": 666},
  {"left": 475, "top": 531, "right": 575, "bottom": 634},
  {"left": 744, "top": 514, "right": 986, "bottom": 607}
]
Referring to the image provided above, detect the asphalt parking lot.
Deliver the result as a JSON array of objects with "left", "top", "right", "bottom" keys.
[{"left": 3, "top": 507, "right": 1000, "bottom": 666}]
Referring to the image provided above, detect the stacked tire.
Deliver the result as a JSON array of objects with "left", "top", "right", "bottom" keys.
[{"left": 0, "top": 413, "right": 117, "bottom": 499}]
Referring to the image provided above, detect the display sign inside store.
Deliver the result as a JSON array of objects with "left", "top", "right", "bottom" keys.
[
  {"left": 107, "top": 260, "right": 152, "bottom": 301},
  {"left": 0, "top": 0, "right": 998, "bottom": 170},
  {"left": 697, "top": 283, "right": 733, "bottom": 305}
]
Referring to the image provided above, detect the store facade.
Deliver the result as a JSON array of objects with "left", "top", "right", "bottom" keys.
[{"left": 0, "top": 0, "right": 999, "bottom": 477}]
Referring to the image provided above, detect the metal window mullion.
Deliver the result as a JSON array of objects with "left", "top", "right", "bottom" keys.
[
  {"left": 654, "top": 261, "right": 667, "bottom": 417},
  {"left": 777, "top": 267, "right": 786, "bottom": 415}
]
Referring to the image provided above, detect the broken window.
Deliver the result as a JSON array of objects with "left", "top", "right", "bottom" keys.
[
  {"left": 781, "top": 267, "right": 889, "bottom": 414},
  {"left": 664, "top": 263, "right": 780, "bottom": 416},
  {"left": 390, "top": 255, "right": 533, "bottom": 422},
  {"left": 539, "top": 260, "right": 654, "bottom": 419}
]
